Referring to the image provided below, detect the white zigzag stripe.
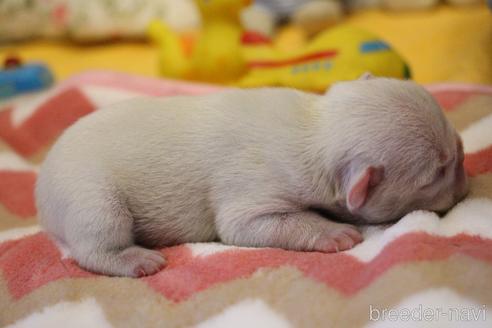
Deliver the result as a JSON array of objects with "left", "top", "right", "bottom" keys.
[
  {"left": 461, "top": 114, "right": 492, "bottom": 153},
  {"left": 80, "top": 85, "right": 144, "bottom": 110},
  {"left": 10, "top": 87, "right": 62, "bottom": 128},
  {"left": 0, "top": 152, "right": 38, "bottom": 171},
  {"left": 6, "top": 298, "right": 113, "bottom": 328},
  {"left": 188, "top": 242, "right": 254, "bottom": 257},
  {"left": 186, "top": 198, "right": 492, "bottom": 263},
  {"left": 0, "top": 225, "right": 41, "bottom": 243},
  {"left": 196, "top": 299, "right": 292, "bottom": 328},
  {"left": 348, "top": 198, "right": 492, "bottom": 262}
]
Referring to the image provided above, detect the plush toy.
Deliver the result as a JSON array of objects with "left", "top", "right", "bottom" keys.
[
  {"left": 0, "top": 0, "right": 201, "bottom": 42},
  {"left": 148, "top": 0, "right": 250, "bottom": 83},
  {"left": 237, "top": 24, "right": 410, "bottom": 91},
  {"left": 241, "top": 0, "right": 343, "bottom": 37},
  {"left": 149, "top": 1, "right": 409, "bottom": 91},
  {"left": 241, "top": 0, "right": 484, "bottom": 38},
  {"left": 0, "top": 56, "right": 54, "bottom": 99},
  {"left": 347, "top": 0, "right": 483, "bottom": 11}
]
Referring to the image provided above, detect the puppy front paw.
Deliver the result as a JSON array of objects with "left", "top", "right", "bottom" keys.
[{"left": 313, "top": 224, "right": 363, "bottom": 253}]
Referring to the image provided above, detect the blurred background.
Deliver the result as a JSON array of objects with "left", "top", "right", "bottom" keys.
[{"left": 0, "top": 0, "right": 491, "bottom": 99}]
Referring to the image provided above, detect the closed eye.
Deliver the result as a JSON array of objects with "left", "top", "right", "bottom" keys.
[{"left": 435, "top": 166, "right": 446, "bottom": 181}]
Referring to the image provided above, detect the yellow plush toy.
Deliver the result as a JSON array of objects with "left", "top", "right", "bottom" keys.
[
  {"left": 149, "top": 3, "right": 410, "bottom": 91},
  {"left": 148, "top": 0, "right": 250, "bottom": 83},
  {"left": 238, "top": 24, "right": 410, "bottom": 91}
]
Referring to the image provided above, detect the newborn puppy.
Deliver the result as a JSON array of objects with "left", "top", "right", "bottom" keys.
[{"left": 36, "top": 74, "right": 468, "bottom": 277}]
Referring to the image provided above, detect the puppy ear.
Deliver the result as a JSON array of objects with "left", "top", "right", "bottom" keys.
[
  {"left": 358, "top": 72, "right": 375, "bottom": 80},
  {"left": 347, "top": 166, "right": 384, "bottom": 212}
]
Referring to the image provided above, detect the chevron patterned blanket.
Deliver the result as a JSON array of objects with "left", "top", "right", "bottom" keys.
[{"left": 1, "top": 71, "right": 491, "bottom": 327}]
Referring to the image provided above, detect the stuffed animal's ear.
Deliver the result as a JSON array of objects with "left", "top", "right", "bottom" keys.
[
  {"left": 358, "top": 72, "right": 375, "bottom": 80},
  {"left": 347, "top": 166, "right": 384, "bottom": 213}
]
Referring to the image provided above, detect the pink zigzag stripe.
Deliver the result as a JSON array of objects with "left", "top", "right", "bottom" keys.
[
  {"left": 0, "top": 232, "right": 491, "bottom": 301},
  {"left": 426, "top": 83, "right": 492, "bottom": 94},
  {"left": 61, "top": 70, "right": 223, "bottom": 96}
]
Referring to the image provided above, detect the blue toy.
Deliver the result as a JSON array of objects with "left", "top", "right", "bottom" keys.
[{"left": 0, "top": 57, "right": 54, "bottom": 99}]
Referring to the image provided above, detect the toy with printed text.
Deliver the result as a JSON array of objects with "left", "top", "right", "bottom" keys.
[{"left": 238, "top": 25, "right": 410, "bottom": 91}]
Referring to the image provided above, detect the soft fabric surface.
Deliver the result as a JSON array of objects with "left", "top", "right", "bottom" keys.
[
  {"left": 1, "top": 4, "right": 490, "bottom": 85},
  {"left": 1, "top": 71, "right": 492, "bottom": 327}
]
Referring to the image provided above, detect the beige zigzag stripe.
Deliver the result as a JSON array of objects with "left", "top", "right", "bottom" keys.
[
  {"left": 0, "top": 141, "right": 14, "bottom": 155},
  {"left": 446, "top": 95, "right": 492, "bottom": 131},
  {"left": 1, "top": 255, "right": 492, "bottom": 327},
  {"left": 468, "top": 174, "right": 492, "bottom": 199},
  {"left": 26, "top": 145, "right": 51, "bottom": 165},
  {"left": 0, "top": 205, "right": 36, "bottom": 231}
]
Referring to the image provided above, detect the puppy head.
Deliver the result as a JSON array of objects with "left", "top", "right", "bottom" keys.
[{"left": 325, "top": 75, "right": 469, "bottom": 223}]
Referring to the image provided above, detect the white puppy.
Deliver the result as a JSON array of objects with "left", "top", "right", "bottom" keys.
[{"left": 36, "top": 75, "right": 468, "bottom": 277}]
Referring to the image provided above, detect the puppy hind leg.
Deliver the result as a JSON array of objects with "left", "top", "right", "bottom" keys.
[{"left": 65, "top": 193, "right": 166, "bottom": 277}]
